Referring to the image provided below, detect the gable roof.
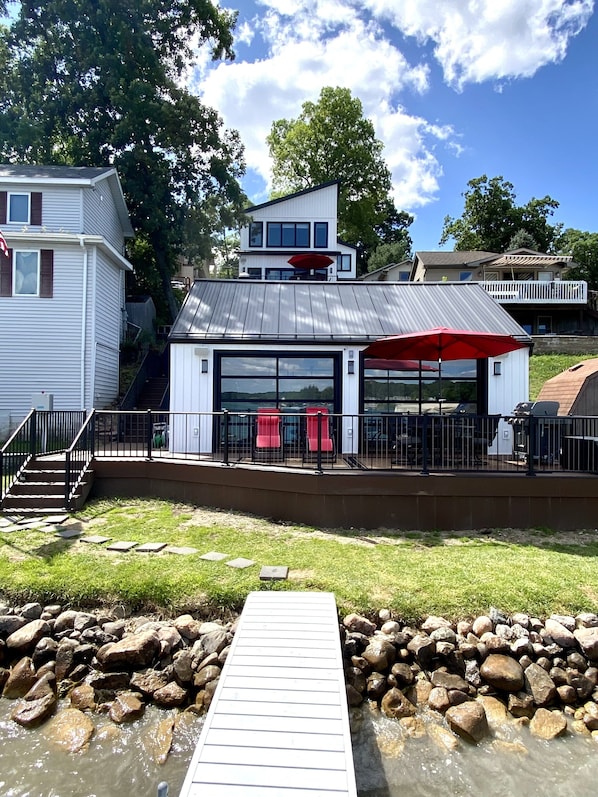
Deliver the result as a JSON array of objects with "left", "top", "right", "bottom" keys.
[
  {"left": 170, "top": 279, "right": 530, "bottom": 344},
  {"left": 0, "top": 164, "right": 134, "bottom": 238},
  {"left": 244, "top": 180, "right": 340, "bottom": 213},
  {"left": 415, "top": 251, "right": 498, "bottom": 267}
]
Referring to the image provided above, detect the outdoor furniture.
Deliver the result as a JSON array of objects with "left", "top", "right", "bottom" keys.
[
  {"left": 253, "top": 408, "right": 283, "bottom": 460},
  {"left": 304, "top": 407, "right": 335, "bottom": 462}
]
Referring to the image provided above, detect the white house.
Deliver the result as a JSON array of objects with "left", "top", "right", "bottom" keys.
[
  {"left": 0, "top": 165, "right": 134, "bottom": 436},
  {"left": 168, "top": 279, "right": 531, "bottom": 456},
  {"left": 238, "top": 181, "right": 357, "bottom": 281}
]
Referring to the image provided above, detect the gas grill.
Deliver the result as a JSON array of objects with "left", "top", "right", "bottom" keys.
[{"left": 509, "top": 400, "right": 560, "bottom": 464}]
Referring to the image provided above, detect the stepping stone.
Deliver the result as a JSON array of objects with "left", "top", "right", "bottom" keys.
[
  {"left": 200, "top": 551, "right": 229, "bottom": 561},
  {"left": 0, "top": 517, "right": 14, "bottom": 528},
  {"left": 0, "top": 525, "right": 18, "bottom": 533},
  {"left": 106, "top": 541, "right": 138, "bottom": 552},
  {"left": 226, "top": 557, "right": 255, "bottom": 569},
  {"left": 135, "top": 542, "right": 167, "bottom": 553},
  {"left": 164, "top": 546, "right": 198, "bottom": 555},
  {"left": 44, "top": 514, "right": 70, "bottom": 524},
  {"left": 55, "top": 529, "right": 82, "bottom": 540},
  {"left": 259, "top": 565, "right": 289, "bottom": 581},
  {"left": 16, "top": 519, "right": 47, "bottom": 529},
  {"left": 80, "top": 535, "right": 111, "bottom": 545}
]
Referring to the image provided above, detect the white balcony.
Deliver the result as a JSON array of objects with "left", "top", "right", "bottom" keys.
[{"left": 479, "top": 280, "right": 587, "bottom": 304}]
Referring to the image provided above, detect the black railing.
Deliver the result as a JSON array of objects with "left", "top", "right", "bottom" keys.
[
  {"left": 88, "top": 410, "right": 598, "bottom": 476},
  {"left": 65, "top": 411, "right": 96, "bottom": 510},
  {"left": 0, "top": 410, "right": 87, "bottom": 501}
]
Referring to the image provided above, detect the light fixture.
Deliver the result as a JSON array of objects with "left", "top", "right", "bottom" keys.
[
  {"left": 201, "top": 359, "right": 208, "bottom": 373},
  {"left": 493, "top": 362, "right": 502, "bottom": 376},
  {"left": 348, "top": 360, "right": 355, "bottom": 375}
]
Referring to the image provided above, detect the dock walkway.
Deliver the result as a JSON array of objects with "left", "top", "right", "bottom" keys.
[{"left": 178, "top": 590, "right": 357, "bottom": 796}]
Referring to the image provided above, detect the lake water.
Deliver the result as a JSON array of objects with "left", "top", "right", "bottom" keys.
[{"left": 1, "top": 698, "right": 597, "bottom": 797}]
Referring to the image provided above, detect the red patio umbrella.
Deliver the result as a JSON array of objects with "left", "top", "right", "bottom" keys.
[
  {"left": 364, "top": 358, "right": 437, "bottom": 371},
  {"left": 288, "top": 253, "right": 334, "bottom": 270},
  {"left": 364, "top": 327, "right": 528, "bottom": 412}
]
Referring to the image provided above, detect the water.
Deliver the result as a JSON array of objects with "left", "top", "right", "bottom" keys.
[{"left": 1, "top": 698, "right": 598, "bottom": 797}]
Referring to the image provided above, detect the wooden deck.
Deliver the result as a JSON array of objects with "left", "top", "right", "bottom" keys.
[{"left": 178, "top": 590, "right": 357, "bottom": 797}]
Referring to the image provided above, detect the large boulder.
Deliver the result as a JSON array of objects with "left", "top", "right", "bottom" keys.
[
  {"left": 6, "top": 620, "right": 51, "bottom": 657},
  {"left": 529, "top": 708, "right": 567, "bottom": 739},
  {"left": 2, "top": 656, "right": 37, "bottom": 699},
  {"left": 362, "top": 638, "right": 396, "bottom": 671},
  {"left": 574, "top": 627, "right": 598, "bottom": 661},
  {"left": 480, "top": 654, "right": 524, "bottom": 692},
  {"left": 43, "top": 708, "right": 95, "bottom": 752},
  {"left": 524, "top": 663, "right": 557, "bottom": 707},
  {"left": 445, "top": 702, "right": 488, "bottom": 744},
  {"left": 96, "top": 631, "right": 160, "bottom": 671},
  {"left": 380, "top": 687, "right": 416, "bottom": 719}
]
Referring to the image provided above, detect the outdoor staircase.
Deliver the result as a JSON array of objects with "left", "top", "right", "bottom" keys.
[
  {"left": 135, "top": 376, "right": 168, "bottom": 410},
  {"left": 1, "top": 455, "right": 94, "bottom": 515}
]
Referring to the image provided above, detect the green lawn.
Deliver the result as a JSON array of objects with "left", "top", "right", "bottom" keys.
[{"left": 1, "top": 498, "right": 597, "bottom": 622}]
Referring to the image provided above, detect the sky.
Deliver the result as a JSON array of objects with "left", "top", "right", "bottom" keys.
[{"left": 190, "top": 0, "right": 598, "bottom": 252}]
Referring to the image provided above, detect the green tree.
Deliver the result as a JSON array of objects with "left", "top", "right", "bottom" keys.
[
  {"left": 267, "top": 87, "right": 412, "bottom": 270},
  {"left": 556, "top": 228, "right": 598, "bottom": 290},
  {"left": 367, "top": 241, "right": 412, "bottom": 273},
  {"left": 0, "top": 0, "right": 247, "bottom": 322},
  {"left": 440, "top": 175, "right": 560, "bottom": 254}
]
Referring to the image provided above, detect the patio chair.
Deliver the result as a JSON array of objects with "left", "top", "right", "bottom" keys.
[
  {"left": 472, "top": 414, "right": 500, "bottom": 466},
  {"left": 253, "top": 408, "right": 283, "bottom": 461},
  {"left": 304, "top": 407, "right": 336, "bottom": 463}
]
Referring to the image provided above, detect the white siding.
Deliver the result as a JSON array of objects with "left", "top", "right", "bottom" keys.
[
  {"left": 83, "top": 182, "right": 127, "bottom": 250},
  {"left": 0, "top": 183, "right": 82, "bottom": 234},
  {"left": 91, "top": 248, "right": 125, "bottom": 407},
  {"left": 488, "top": 347, "right": 529, "bottom": 455},
  {"left": 0, "top": 246, "right": 85, "bottom": 425}
]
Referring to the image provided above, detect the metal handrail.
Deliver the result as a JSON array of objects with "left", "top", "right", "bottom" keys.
[
  {"left": 64, "top": 411, "right": 96, "bottom": 509},
  {"left": 0, "top": 410, "right": 35, "bottom": 499}
]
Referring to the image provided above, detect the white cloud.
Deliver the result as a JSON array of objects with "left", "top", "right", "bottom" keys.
[{"left": 361, "top": 0, "right": 594, "bottom": 88}]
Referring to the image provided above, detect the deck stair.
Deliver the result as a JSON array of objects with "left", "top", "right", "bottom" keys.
[
  {"left": 135, "top": 375, "right": 168, "bottom": 410},
  {"left": 179, "top": 590, "right": 357, "bottom": 797},
  {"left": 1, "top": 455, "right": 93, "bottom": 514}
]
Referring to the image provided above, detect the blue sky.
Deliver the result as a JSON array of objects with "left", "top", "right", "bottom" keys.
[{"left": 192, "top": 0, "right": 597, "bottom": 252}]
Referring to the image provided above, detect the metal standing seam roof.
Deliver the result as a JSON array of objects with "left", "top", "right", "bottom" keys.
[{"left": 170, "top": 280, "right": 531, "bottom": 344}]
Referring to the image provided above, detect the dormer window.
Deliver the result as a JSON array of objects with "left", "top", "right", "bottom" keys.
[{"left": 8, "top": 193, "right": 30, "bottom": 224}]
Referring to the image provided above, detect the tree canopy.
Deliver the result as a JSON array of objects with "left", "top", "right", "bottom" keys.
[
  {"left": 267, "top": 87, "right": 412, "bottom": 270},
  {"left": 556, "top": 228, "right": 598, "bottom": 290},
  {"left": 440, "top": 175, "right": 561, "bottom": 254},
  {"left": 0, "top": 0, "right": 247, "bottom": 321}
]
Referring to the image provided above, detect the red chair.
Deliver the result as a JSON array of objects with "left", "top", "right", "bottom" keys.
[
  {"left": 305, "top": 407, "right": 335, "bottom": 461},
  {"left": 254, "top": 408, "right": 283, "bottom": 459}
]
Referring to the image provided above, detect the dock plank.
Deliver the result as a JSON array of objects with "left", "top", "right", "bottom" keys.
[{"left": 179, "top": 591, "right": 357, "bottom": 797}]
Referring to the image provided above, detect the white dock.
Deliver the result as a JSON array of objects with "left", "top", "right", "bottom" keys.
[{"left": 178, "top": 590, "right": 357, "bottom": 797}]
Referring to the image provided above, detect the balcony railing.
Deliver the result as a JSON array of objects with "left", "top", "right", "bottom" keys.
[
  {"left": 478, "top": 280, "right": 587, "bottom": 304},
  {"left": 88, "top": 410, "right": 598, "bottom": 476}
]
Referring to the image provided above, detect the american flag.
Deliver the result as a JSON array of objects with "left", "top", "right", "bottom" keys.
[{"left": 0, "top": 230, "right": 9, "bottom": 257}]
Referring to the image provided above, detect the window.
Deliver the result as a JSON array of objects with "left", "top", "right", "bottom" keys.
[
  {"left": 0, "top": 249, "right": 53, "bottom": 298},
  {"left": 337, "top": 254, "right": 351, "bottom": 272},
  {"left": 14, "top": 251, "right": 39, "bottom": 295},
  {"left": 459, "top": 271, "right": 473, "bottom": 281},
  {"left": 9, "top": 193, "right": 30, "bottom": 224},
  {"left": 314, "top": 222, "right": 328, "bottom": 248},
  {"left": 249, "top": 222, "right": 263, "bottom": 247},
  {"left": 398, "top": 272, "right": 410, "bottom": 281},
  {"left": 266, "top": 222, "right": 310, "bottom": 247}
]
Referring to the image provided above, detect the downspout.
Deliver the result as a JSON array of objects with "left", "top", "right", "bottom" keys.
[{"left": 79, "top": 237, "right": 88, "bottom": 409}]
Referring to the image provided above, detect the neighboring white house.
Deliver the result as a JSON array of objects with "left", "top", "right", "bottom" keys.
[
  {"left": 238, "top": 181, "right": 358, "bottom": 281},
  {"left": 168, "top": 279, "right": 531, "bottom": 455},
  {"left": 0, "top": 165, "right": 134, "bottom": 436}
]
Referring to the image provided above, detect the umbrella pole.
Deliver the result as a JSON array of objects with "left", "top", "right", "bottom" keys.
[{"left": 438, "top": 358, "right": 442, "bottom": 414}]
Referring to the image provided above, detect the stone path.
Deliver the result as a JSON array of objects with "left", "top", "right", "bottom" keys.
[{"left": 0, "top": 513, "right": 288, "bottom": 580}]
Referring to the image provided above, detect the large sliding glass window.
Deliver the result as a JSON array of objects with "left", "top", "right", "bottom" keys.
[{"left": 363, "top": 359, "right": 479, "bottom": 415}]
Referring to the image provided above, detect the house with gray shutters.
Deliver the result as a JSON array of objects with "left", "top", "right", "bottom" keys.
[{"left": 0, "top": 165, "right": 134, "bottom": 437}]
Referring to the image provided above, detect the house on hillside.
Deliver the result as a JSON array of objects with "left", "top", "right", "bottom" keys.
[
  {"left": 411, "top": 248, "right": 594, "bottom": 336},
  {"left": 360, "top": 259, "right": 413, "bottom": 282},
  {"left": 168, "top": 279, "right": 531, "bottom": 455},
  {"left": 0, "top": 165, "right": 134, "bottom": 437},
  {"left": 238, "top": 181, "right": 358, "bottom": 281}
]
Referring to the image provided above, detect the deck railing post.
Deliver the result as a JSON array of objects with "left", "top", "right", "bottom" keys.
[
  {"left": 223, "top": 410, "right": 230, "bottom": 465},
  {"left": 527, "top": 415, "right": 536, "bottom": 476},
  {"left": 421, "top": 415, "right": 429, "bottom": 475},
  {"left": 147, "top": 410, "right": 153, "bottom": 460},
  {"left": 316, "top": 412, "right": 323, "bottom": 473}
]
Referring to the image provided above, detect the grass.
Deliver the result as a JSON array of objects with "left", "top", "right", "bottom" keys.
[
  {"left": 529, "top": 353, "right": 598, "bottom": 400},
  {"left": 2, "top": 497, "right": 598, "bottom": 623}
]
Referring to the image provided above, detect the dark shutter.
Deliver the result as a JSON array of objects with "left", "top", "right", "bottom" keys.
[
  {"left": 31, "top": 192, "right": 42, "bottom": 226},
  {"left": 40, "top": 249, "right": 53, "bottom": 298},
  {"left": 0, "top": 249, "right": 12, "bottom": 296},
  {"left": 0, "top": 192, "right": 6, "bottom": 225}
]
